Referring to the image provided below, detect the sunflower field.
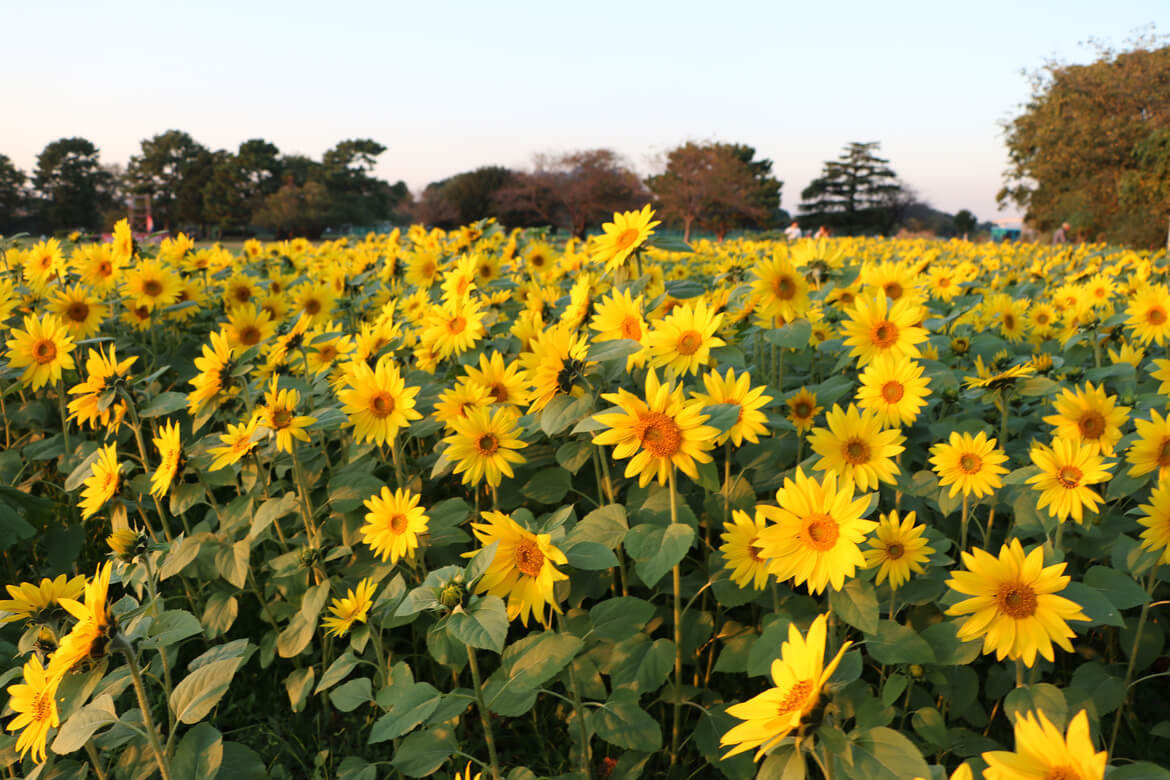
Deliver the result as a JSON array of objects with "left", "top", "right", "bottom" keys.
[{"left": 2, "top": 212, "right": 1170, "bottom": 780}]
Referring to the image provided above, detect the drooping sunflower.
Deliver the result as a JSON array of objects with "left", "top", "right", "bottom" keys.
[
  {"left": 188, "top": 329, "right": 237, "bottom": 415},
  {"left": 592, "top": 369, "right": 719, "bottom": 487},
  {"left": 946, "top": 539, "right": 1088, "bottom": 666},
  {"left": 257, "top": 378, "right": 317, "bottom": 453},
  {"left": 807, "top": 404, "right": 905, "bottom": 491},
  {"left": 1043, "top": 382, "right": 1130, "bottom": 456},
  {"left": 48, "top": 285, "right": 107, "bottom": 338},
  {"left": 361, "top": 487, "right": 429, "bottom": 564},
  {"left": 720, "top": 614, "right": 850, "bottom": 760},
  {"left": 150, "top": 420, "right": 183, "bottom": 498},
  {"left": 208, "top": 416, "right": 262, "bottom": 471},
  {"left": 442, "top": 405, "right": 529, "bottom": 487},
  {"left": 0, "top": 574, "right": 86, "bottom": 625},
  {"left": 5, "top": 313, "right": 77, "bottom": 390},
  {"left": 54, "top": 561, "right": 114, "bottom": 672},
  {"left": 755, "top": 468, "right": 877, "bottom": 594},
  {"left": 692, "top": 367, "right": 772, "bottom": 447},
  {"left": 864, "top": 510, "right": 935, "bottom": 590},
  {"left": 521, "top": 322, "right": 592, "bottom": 413},
  {"left": 855, "top": 354, "right": 931, "bottom": 428},
  {"left": 982, "top": 709, "right": 1107, "bottom": 780},
  {"left": 79, "top": 444, "right": 121, "bottom": 520},
  {"left": 322, "top": 578, "right": 377, "bottom": 638},
  {"left": 1125, "top": 283, "right": 1170, "bottom": 346},
  {"left": 840, "top": 293, "right": 928, "bottom": 366},
  {"left": 66, "top": 345, "right": 137, "bottom": 432},
  {"left": 1027, "top": 437, "right": 1113, "bottom": 524},
  {"left": 466, "top": 510, "right": 569, "bottom": 627},
  {"left": 4, "top": 655, "right": 61, "bottom": 764},
  {"left": 752, "top": 248, "right": 810, "bottom": 324},
  {"left": 338, "top": 357, "right": 422, "bottom": 446},
  {"left": 720, "top": 509, "right": 773, "bottom": 591},
  {"left": 464, "top": 351, "right": 530, "bottom": 411},
  {"left": 786, "top": 387, "right": 823, "bottom": 434},
  {"left": 591, "top": 204, "right": 659, "bottom": 273},
  {"left": 1137, "top": 479, "right": 1170, "bottom": 565},
  {"left": 646, "top": 299, "right": 726, "bottom": 377},
  {"left": 1125, "top": 409, "right": 1170, "bottom": 481},
  {"left": 929, "top": 431, "right": 1009, "bottom": 499}
]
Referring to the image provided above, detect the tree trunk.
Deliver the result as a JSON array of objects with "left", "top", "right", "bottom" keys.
[{"left": 683, "top": 217, "right": 693, "bottom": 244}]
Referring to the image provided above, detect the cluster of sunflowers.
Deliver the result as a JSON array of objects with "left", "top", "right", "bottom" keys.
[{"left": 1, "top": 209, "right": 1169, "bottom": 779}]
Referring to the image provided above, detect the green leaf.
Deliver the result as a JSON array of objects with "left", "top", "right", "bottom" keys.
[
  {"left": 504, "top": 632, "right": 583, "bottom": 689},
  {"left": 1107, "top": 763, "right": 1170, "bottom": 779},
  {"left": 589, "top": 691, "right": 662, "bottom": 751},
  {"left": 565, "top": 541, "right": 619, "bottom": 570},
  {"left": 1005, "top": 683, "right": 1067, "bottom": 731},
  {"left": 172, "top": 723, "right": 223, "bottom": 779},
  {"left": 390, "top": 726, "right": 458, "bottom": 778},
  {"left": 829, "top": 580, "right": 879, "bottom": 634},
  {"left": 369, "top": 682, "right": 443, "bottom": 742},
  {"left": 589, "top": 597, "right": 655, "bottom": 643},
  {"left": 1084, "top": 566, "right": 1149, "bottom": 610},
  {"left": 556, "top": 439, "right": 593, "bottom": 474},
  {"left": 446, "top": 595, "right": 508, "bottom": 653},
  {"left": 520, "top": 467, "right": 571, "bottom": 504},
  {"left": 568, "top": 504, "right": 629, "bottom": 549},
  {"left": 541, "top": 394, "right": 591, "bottom": 435},
  {"left": 140, "top": 609, "right": 204, "bottom": 650},
  {"left": 841, "top": 727, "right": 930, "bottom": 780},
  {"left": 765, "top": 319, "right": 812, "bottom": 349},
  {"left": 50, "top": 694, "right": 117, "bottom": 754},
  {"left": 249, "top": 493, "right": 298, "bottom": 540},
  {"left": 587, "top": 339, "right": 643, "bottom": 363},
  {"left": 609, "top": 637, "right": 674, "bottom": 695},
  {"left": 664, "top": 278, "right": 704, "bottom": 297},
  {"left": 625, "top": 523, "right": 694, "bottom": 587},
  {"left": 1062, "top": 582, "right": 1123, "bottom": 627},
  {"left": 864, "top": 621, "right": 935, "bottom": 665},
  {"left": 159, "top": 536, "right": 201, "bottom": 580},
  {"left": 0, "top": 501, "right": 35, "bottom": 551},
  {"left": 702, "top": 403, "right": 742, "bottom": 434},
  {"left": 329, "top": 472, "right": 383, "bottom": 514},
  {"left": 919, "top": 621, "right": 980, "bottom": 666},
  {"left": 139, "top": 391, "right": 189, "bottom": 418},
  {"left": 215, "top": 539, "right": 250, "bottom": 590},
  {"left": 170, "top": 656, "right": 244, "bottom": 725},
  {"left": 285, "top": 667, "right": 315, "bottom": 713},
  {"left": 201, "top": 592, "right": 238, "bottom": 638},
  {"left": 219, "top": 742, "right": 269, "bottom": 779},
  {"left": 758, "top": 742, "right": 805, "bottom": 779},
  {"left": 315, "top": 651, "right": 360, "bottom": 694},
  {"left": 330, "top": 677, "right": 372, "bottom": 712}
]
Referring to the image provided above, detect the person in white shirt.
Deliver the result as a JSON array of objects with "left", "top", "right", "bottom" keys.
[{"left": 784, "top": 221, "right": 802, "bottom": 240}]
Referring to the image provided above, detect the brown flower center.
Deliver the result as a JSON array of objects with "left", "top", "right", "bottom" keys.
[
  {"left": 802, "top": 513, "right": 840, "bottom": 551},
  {"left": 881, "top": 381, "right": 904, "bottom": 403},
  {"left": 476, "top": 433, "right": 500, "bottom": 456},
  {"left": 750, "top": 541, "right": 768, "bottom": 563},
  {"left": 32, "top": 690, "right": 52, "bottom": 722},
  {"left": 958, "top": 453, "right": 983, "bottom": 474},
  {"left": 1078, "top": 411, "right": 1106, "bottom": 440},
  {"left": 239, "top": 325, "right": 261, "bottom": 346},
  {"left": 886, "top": 543, "right": 905, "bottom": 560},
  {"left": 996, "top": 582, "right": 1037, "bottom": 619},
  {"left": 636, "top": 411, "right": 683, "bottom": 458},
  {"left": 143, "top": 279, "right": 164, "bottom": 297},
  {"left": 514, "top": 538, "right": 544, "bottom": 577},
  {"left": 317, "top": 345, "right": 338, "bottom": 362},
  {"left": 33, "top": 339, "right": 57, "bottom": 364},
  {"left": 777, "top": 679, "right": 814, "bottom": 716},
  {"left": 489, "top": 383, "right": 508, "bottom": 403},
  {"left": 272, "top": 408, "right": 293, "bottom": 428},
  {"left": 66, "top": 301, "right": 90, "bottom": 322},
  {"left": 1044, "top": 766, "right": 1081, "bottom": 780},
  {"left": 793, "top": 401, "right": 812, "bottom": 418},
  {"left": 676, "top": 330, "right": 703, "bottom": 356},
  {"left": 233, "top": 286, "right": 251, "bottom": 303},
  {"left": 1056, "top": 465, "right": 1083, "bottom": 489},
  {"left": 369, "top": 392, "right": 395, "bottom": 418},
  {"left": 884, "top": 282, "right": 903, "bottom": 300},
  {"left": 614, "top": 228, "right": 640, "bottom": 251},
  {"left": 1148, "top": 307, "right": 1167, "bottom": 326},
  {"left": 775, "top": 276, "right": 797, "bottom": 300},
  {"left": 842, "top": 437, "right": 871, "bottom": 465},
  {"left": 389, "top": 514, "right": 408, "bottom": 534},
  {"left": 871, "top": 320, "right": 899, "bottom": 348},
  {"left": 1004, "top": 313, "right": 1017, "bottom": 331},
  {"left": 304, "top": 298, "right": 322, "bottom": 315}
]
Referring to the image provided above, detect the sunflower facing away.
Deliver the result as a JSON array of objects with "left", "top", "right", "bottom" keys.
[
  {"left": 592, "top": 369, "right": 719, "bottom": 487},
  {"left": 0, "top": 574, "right": 86, "bottom": 625},
  {"left": 67, "top": 345, "right": 137, "bottom": 432},
  {"left": 54, "top": 562, "right": 115, "bottom": 672},
  {"left": 188, "top": 329, "right": 237, "bottom": 415},
  {"left": 521, "top": 322, "right": 592, "bottom": 413},
  {"left": 946, "top": 539, "right": 1088, "bottom": 666},
  {"left": 720, "top": 509, "right": 773, "bottom": 591},
  {"left": 4, "top": 655, "right": 60, "bottom": 763},
  {"left": 442, "top": 405, "right": 529, "bottom": 487},
  {"left": 982, "top": 709, "right": 1107, "bottom": 780},
  {"left": 720, "top": 614, "right": 851, "bottom": 760},
  {"left": 322, "top": 578, "right": 377, "bottom": 638},
  {"left": 338, "top": 356, "right": 422, "bottom": 446},
  {"left": 1026, "top": 437, "right": 1113, "bottom": 524},
  {"left": 591, "top": 204, "right": 659, "bottom": 273},
  {"left": 79, "top": 444, "right": 121, "bottom": 520},
  {"left": 467, "top": 510, "right": 569, "bottom": 627},
  {"left": 807, "top": 404, "right": 905, "bottom": 492},
  {"left": 756, "top": 468, "right": 877, "bottom": 594},
  {"left": 929, "top": 431, "right": 1010, "bottom": 499},
  {"left": 5, "top": 313, "right": 77, "bottom": 391},
  {"left": 865, "top": 510, "right": 935, "bottom": 590},
  {"left": 150, "top": 420, "right": 183, "bottom": 498},
  {"left": 361, "top": 487, "right": 430, "bottom": 564}
]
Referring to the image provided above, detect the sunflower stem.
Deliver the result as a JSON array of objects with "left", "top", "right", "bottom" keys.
[
  {"left": 1109, "top": 569, "right": 1157, "bottom": 756},
  {"left": 114, "top": 634, "right": 172, "bottom": 780},
  {"left": 668, "top": 467, "right": 683, "bottom": 767},
  {"left": 57, "top": 379, "right": 71, "bottom": 456},
  {"left": 465, "top": 645, "right": 502, "bottom": 780},
  {"left": 1053, "top": 518, "right": 1066, "bottom": 553},
  {"left": 85, "top": 740, "right": 109, "bottom": 780},
  {"left": 559, "top": 615, "right": 593, "bottom": 779},
  {"left": 369, "top": 622, "right": 388, "bottom": 688},
  {"left": 290, "top": 442, "right": 317, "bottom": 545},
  {"left": 960, "top": 493, "right": 970, "bottom": 552}
]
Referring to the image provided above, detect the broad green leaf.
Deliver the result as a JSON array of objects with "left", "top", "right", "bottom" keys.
[
  {"left": 50, "top": 694, "right": 117, "bottom": 754},
  {"left": 172, "top": 723, "right": 223, "bottom": 780},
  {"left": 587, "top": 339, "right": 643, "bottom": 363},
  {"left": 764, "top": 319, "right": 812, "bottom": 349},
  {"left": 864, "top": 621, "right": 935, "bottom": 665},
  {"left": 565, "top": 541, "right": 619, "bottom": 570},
  {"left": 588, "top": 691, "right": 662, "bottom": 751},
  {"left": 369, "top": 682, "right": 443, "bottom": 742},
  {"left": 702, "top": 403, "right": 742, "bottom": 434},
  {"left": 139, "top": 391, "right": 188, "bottom": 418},
  {"left": 249, "top": 493, "right": 298, "bottom": 540},
  {"left": 829, "top": 580, "right": 879, "bottom": 634},
  {"left": 170, "top": 656, "right": 244, "bottom": 724},
  {"left": 1083, "top": 566, "right": 1149, "bottom": 610},
  {"left": 330, "top": 677, "right": 373, "bottom": 712},
  {"left": 390, "top": 726, "right": 458, "bottom": 777},
  {"left": 520, "top": 467, "right": 571, "bottom": 504},
  {"left": 589, "top": 596, "right": 655, "bottom": 643},
  {"left": 840, "top": 726, "right": 930, "bottom": 780},
  {"left": 285, "top": 667, "right": 315, "bottom": 713},
  {"left": 569, "top": 504, "right": 629, "bottom": 549},
  {"left": 625, "top": 523, "right": 694, "bottom": 587},
  {"left": 1005, "top": 683, "right": 1067, "bottom": 731},
  {"left": 446, "top": 595, "right": 508, "bottom": 653},
  {"left": 315, "top": 651, "right": 360, "bottom": 694}
]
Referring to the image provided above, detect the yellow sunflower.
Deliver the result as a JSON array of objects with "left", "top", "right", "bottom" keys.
[
  {"left": 1124, "top": 283, "right": 1170, "bottom": 345},
  {"left": 66, "top": 345, "right": 136, "bottom": 432},
  {"left": 864, "top": 510, "right": 934, "bottom": 590},
  {"left": 361, "top": 487, "right": 429, "bottom": 564},
  {"left": 55, "top": 562, "right": 114, "bottom": 672},
  {"left": 5, "top": 313, "right": 77, "bottom": 390},
  {"left": 257, "top": 378, "right": 316, "bottom": 453},
  {"left": 521, "top": 322, "right": 592, "bottom": 413},
  {"left": 692, "top": 367, "right": 772, "bottom": 447},
  {"left": 1137, "top": 479, "right": 1170, "bottom": 565},
  {"left": 208, "top": 416, "right": 262, "bottom": 471},
  {"left": 466, "top": 510, "right": 569, "bottom": 627},
  {"left": 150, "top": 420, "right": 183, "bottom": 498},
  {"left": 433, "top": 381, "right": 492, "bottom": 429},
  {"left": 592, "top": 204, "right": 658, "bottom": 273},
  {"left": 855, "top": 354, "right": 931, "bottom": 428},
  {"left": 982, "top": 709, "right": 1106, "bottom": 780},
  {"left": 421, "top": 299, "right": 486, "bottom": 361},
  {"left": 322, "top": 578, "right": 377, "bottom": 638},
  {"left": 756, "top": 468, "right": 877, "bottom": 594},
  {"left": 840, "top": 293, "right": 928, "bottom": 366},
  {"left": 0, "top": 574, "right": 86, "bottom": 625},
  {"left": 720, "top": 509, "right": 772, "bottom": 591},
  {"left": 946, "top": 539, "right": 1088, "bottom": 666},
  {"left": 807, "top": 404, "right": 905, "bottom": 491},
  {"left": 122, "top": 258, "right": 180, "bottom": 311},
  {"left": 224, "top": 303, "right": 277, "bottom": 356},
  {"left": 1126, "top": 409, "right": 1170, "bottom": 481},
  {"left": 464, "top": 351, "right": 530, "bottom": 411},
  {"left": 111, "top": 218, "right": 134, "bottom": 263},
  {"left": 4, "top": 655, "right": 61, "bottom": 764},
  {"left": 929, "top": 431, "right": 1009, "bottom": 499},
  {"left": 786, "top": 387, "right": 823, "bottom": 434},
  {"left": 752, "top": 248, "right": 811, "bottom": 324},
  {"left": 720, "top": 614, "right": 850, "bottom": 760},
  {"left": 338, "top": 357, "right": 422, "bottom": 446},
  {"left": 442, "top": 405, "right": 528, "bottom": 487},
  {"left": 48, "top": 285, "right": 107, "bottom": 339},
  {"left": 1042, "top": 382, "right": 1130, "bottom": 456},
  {"left": 188, "top": 329, "right": 237, "bottom": 415},
  {"left": 1152, "top": 358, "right": 1170, "bottom": 397},
  {"left": 79, "top": 444, "right": 120, "bottom": 520},
  {"left": 1027, "top": 438, "right": 1113, "bottom": 524},
  {"left": 646, "top": 299, "right": 726, "bottom": 376}
]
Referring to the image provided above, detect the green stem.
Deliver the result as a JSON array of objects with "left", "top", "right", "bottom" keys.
[
  {"left": 85, "top": 740, "right": 108, "bottom": 780},
  {"left": 1109, "top": 570, "right": 1157, "bottom": 756},
  {"left": 668, "top": 467, "right": 682, "bottom": 767},
  {"left": 369, "top": 623, "right": 388, "bottom": 688},
  {"left": 960, "top": 493, "right": 970, "bottom": 553},
  {"left": 114, "top": 635, "right": 172, "bottom": 780},
  {"left": 560, "top": 616, "right": 592, "bottom": 779},
  {"left": 290, "top": 443, "right": 316, "bottom": 545},
  {"left": 465, "top": 645, "right": 502, "bottom": 780}
]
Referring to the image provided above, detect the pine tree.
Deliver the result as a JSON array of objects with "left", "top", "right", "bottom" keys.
[{"left": 799, "top": 142, "right": 907, "bottom": 235}]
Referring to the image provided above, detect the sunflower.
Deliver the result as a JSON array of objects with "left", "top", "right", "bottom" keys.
[
  {"left": 720, "top": 614, "right": 851, "bottom": 760},
  {"left": 1107, "top": 341, "right": 1144, "bottom": 367},
  {"left": 692, "top": 367, "right": 772, "bottom": 447},
  {"left": 521, "top": 322, "right": 592, "bottom": 413},
  {"left": 4, "top": 655, "right": 61, "bottom": 764},
  {"left": 1137, "top": 479, "right": 1170, "bottom": 565},
  {"left": 929, "top": 431, "right": 1009, "bottom": 499},
  {"left": 646, "top": 299, "right": 726, "bottom": 376},
  {"left": 786, "top": 387, "right": 823, "bottom": 434},
  {"left": 188, "top": 329, "right": 236, "bottom": 415},
  {"left": 1127, "top": 408, "right": 1170, "bottom": 481},
  {"left": 66, "top": 345, "right": 137, "bottom": 432},
  {"left": 1043, "top": 382, "right": 1130, "bottom": 456},
  {"left": 257, "top": 378, "right": 316, "bottom": 453},
  {"left": 147, "top": 420, "right": 183, "bottom": 499},
  {"left": 225, "top": 303, "right": 277, "bottom": 356},
  {"left": 755, "top": 468, "right": 876, "bottom": 594},
  {"left": 76, "top": 243, "right": 125, "bottom": 292},
  {"left": 946, "top": 539, "right": 1088, "bottom": 666},
  {"left": 592, "top": 204, "right": 659, "bottom": 273},
  {"left": 443, "top": 405, "right": 528, "bottom": 487},
  {"left": 434, "top": 381, "right": 492, "bottom": 428},
  {"left": 422, "top": 299, "right": 486, "bottom": 361},
  {"left": 464, "top": 351, "right": 530, "bottom": 412},
  {"left": 322, "top": 578, "right": 377, "bottom": 638},
  {"left": 807, "top": 404, "right": 904, "bottom": 492},
  {"left": 589, "top": 288, "right": 650, "bottom": 369},
  {"left": 305, "top": 321, "right": 355, "bottom": 376},
  {"left": 855, "top": 354, "right": 931, "bottom": 428},
  {"left": 592, "top": 369, "right": 719, "bottom": 487},
  {"left": 293, "top": 282, "right": 337, "bottom": 325},
  {"left": 466, "top": 510, "right": 569, "bottom": 627},
  {"left": 982, "top": 709, "right": 1107, "bottom": 780},
  {"left": 1027, "top": 438, "right": 1112, "bottom": 524},
  {"left": 840, "top": 294, "right": 928, "bottom": 366},
  {"left": 720, "top": 509, "right": 772, "bottom": 591},
  {"left": 79, "top": 444, "right": 121, "bottom": 520},
  {"left": 21, "top": 238, "right": 66, "bottom": 286},
  {"left": 111, "top": 218, "right": 134, "bottom": 263},
  {"left": 338, "top": 357, "right": 422, "bottom": 446},
  {"left": 1152, "top": 359, "right": 1170, "bottom": 397},
  {"left": 208, "top": 417, "right": 262, "bottom": 471},
  {"left": 123, "top": 258, "right": 180, "bottom": 311},
  {"left": 752, "top": 248, "right": 810, "bottom": 324},
  {"left": 1125, "top": 283, "right": 1170, "bottom": 345},
  {"left": 222, "top": 273, "right": 261, "bottom": 308},
  {"left": 0, "top": 574, "right": 86, "bottom": 625},
  {"left": 864, "top": 510, "right": 934, "bottom": 589},
  {"left": 361, "top": 487, "right": 429, "bottom": 564},
  {"left": 964, "top": 355, "right": 1036, "bottom": 391},
  {"left": 48, "top": 285, "right": 107, "bottom": 338},
  {"left": 5, "top": 313, "right": 77, "bottom": 390},
  {"left": 54, "top": 562, "right": 114, "bottom": 672}
]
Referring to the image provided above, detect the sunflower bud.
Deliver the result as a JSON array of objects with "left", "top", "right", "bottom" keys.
[
  {"left": 950, "top": 336, "right": 970, "bottom": 355},
  {"left": 439, "top": 579, "right": 466, "bottom": 610},
  {"left": 107, "top": 527, "right": 148, "bottom": 563}
]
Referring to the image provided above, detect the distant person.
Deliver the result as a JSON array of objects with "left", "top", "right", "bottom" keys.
[
  {"left": 784, "top": 221, "right": 802, "bottom": 240},
  {"left": 814, "top": 225, "right": 830, "bottom": 239},
  {"left": 1052, "top": 222, "right": 1070, "bottom": 244}
]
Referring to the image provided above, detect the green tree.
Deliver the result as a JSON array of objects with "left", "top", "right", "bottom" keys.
[
  {"left": 126, "top": 130, "right": 209, "bottom": 233},
  {"left": 999, "top": 37, "right": 1170, "bottom": 247},
  {"left": 317, "top": 138, "right": 407, "bottom": 227},
  {"left": 252, "top": 180, "right": 332, "bottom": 237},
  {"left": 954, "top": 209, "right": 978, "bottom": 236},
  {"left": 799, "top": 141, "right": 907, "bottom": 235},
  {"left": 33, "top": 137, "right": 114, "bottom": 232},
  {"left": 417, "top": 166, "right": 515, "bottom": 229},
  {"left": 0, "top": 154, "right": 31, "bottom": 234}
]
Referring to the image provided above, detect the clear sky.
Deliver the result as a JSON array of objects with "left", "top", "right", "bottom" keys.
[{"left": 0, "top": 1, "right": 1162, "bottom": 223}]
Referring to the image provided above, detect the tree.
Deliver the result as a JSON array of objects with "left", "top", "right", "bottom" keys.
[
  {"left": 999, "top": 37, "right": 1170, "bottom": 247},
  {"left": 33, "top": 137, "right": 115, "bottom": 232},
  {"left": 416, "top": 166, "right": 515, "bottom": 228},
  {"left": 954, "top": 209, "right": 978, "bottom": 236},
  {"left": 799, "top": 141, "right": 908, "bottom": 235},
  {"left": 234, "top": 139, "right": 283, "bottom": 205},
  {"left": 252, "top": 180, "right": 332, "bottom": 238},
  {"left": 317, "top": 138, "right": 407, "bottom": 227},
  {"left": 0, "top": 154, "right": 31, "bottom": 234},
  {"left": 127, "top": 130, "right": 209, "bottom": 233}
]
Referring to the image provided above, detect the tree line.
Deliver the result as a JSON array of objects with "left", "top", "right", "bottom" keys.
[{"left": 1, "top": 132, "right": 976, "bottom": 240}]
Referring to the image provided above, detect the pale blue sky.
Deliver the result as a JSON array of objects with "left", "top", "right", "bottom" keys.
[{"left": 1, "top": 2, "right": 1162, "bottom": 222}]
